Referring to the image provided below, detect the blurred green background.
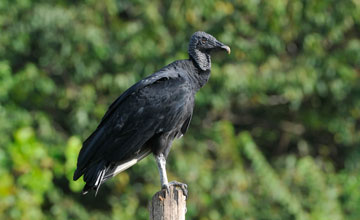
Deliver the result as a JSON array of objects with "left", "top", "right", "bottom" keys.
[{"left": 1, "top": 0, "right": 360, "bottom": 219}]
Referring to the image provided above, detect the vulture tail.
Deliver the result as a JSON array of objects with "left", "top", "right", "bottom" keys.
[
  {"left": 73, "top": 127, "right": 106, "bottom": 181},
  {"left": 82, "top": 160, "right": 108, "bottom": 196}
]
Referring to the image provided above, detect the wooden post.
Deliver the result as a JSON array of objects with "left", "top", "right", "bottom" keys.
[{"left": 149, "top": 185, "right": 187, "bottom": 220}]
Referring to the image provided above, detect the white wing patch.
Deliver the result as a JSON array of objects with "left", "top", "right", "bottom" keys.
[{"left": 104, "top": 148, "right": 151, "bottom": 180}]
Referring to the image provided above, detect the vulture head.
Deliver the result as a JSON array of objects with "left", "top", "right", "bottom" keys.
[{"left": 188, "top": 31, "right": 230, "bottom": 71}]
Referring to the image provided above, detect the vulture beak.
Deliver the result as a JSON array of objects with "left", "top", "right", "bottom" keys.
[
  {"left": 221, "top": 45, "right": 231, "bottom": 54},
  {"left": 215, "top": 40, "right": 231, "bottom": 54}
]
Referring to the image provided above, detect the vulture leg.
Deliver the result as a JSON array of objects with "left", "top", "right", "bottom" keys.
[
  {"left": 155, "top": 154, "right": 188, "bottom": 198},
  {"left": 155, "top": 153, "right": 168, "bottom": 187}
]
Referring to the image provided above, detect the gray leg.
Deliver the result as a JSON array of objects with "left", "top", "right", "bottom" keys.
[
  {"left": 155, "top": 154, "right": 188, "bottom": 198},
  {"left": 155, "top": 153, "right": 168, "bottom": 187}
]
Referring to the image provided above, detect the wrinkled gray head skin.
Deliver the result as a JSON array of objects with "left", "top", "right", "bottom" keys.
[{"left": 188, "top": 31, "right": 230, "bottom": 71}]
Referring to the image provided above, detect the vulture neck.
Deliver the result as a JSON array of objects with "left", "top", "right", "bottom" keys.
[
  {"left": 188, "top": 52, "right": 211, "bottom": 90},
  {"left": 189, "top": 48, "right": 211, "bottom": 71}
]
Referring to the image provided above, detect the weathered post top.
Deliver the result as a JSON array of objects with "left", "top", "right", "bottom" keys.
[{"left": 149, "top": 185, "right": 187, "bottom": 220}]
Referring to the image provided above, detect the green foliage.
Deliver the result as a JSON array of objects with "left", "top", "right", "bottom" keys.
[{"left": 1, "top": 0, "right": 360, "bottom": 219}]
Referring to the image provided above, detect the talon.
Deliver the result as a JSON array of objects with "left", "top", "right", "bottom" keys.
[
  {"left": 168, "top": 181, "right": 188, "bottom": 198},
  {"left": 162, "top": 184, "right": 170, "bottom": 194}
]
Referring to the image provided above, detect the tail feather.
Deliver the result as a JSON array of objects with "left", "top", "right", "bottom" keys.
[
  {"left": 80, "top": 149, "right": 151, "bottom": 196},
  {"left": 82, "top": 184, "right": 92, "bottom": 195},
  {"left": 73, "top": 167, "right": 83, "bottom": 181},
  {"left": 74, "top": 127, "right": 107, "bottom": 181},
  {"left": 81, "top": 160, "right": 107, "bottom": 195},
  {"left": 94, "top": 169, "right": 106, "bottom": 196}
]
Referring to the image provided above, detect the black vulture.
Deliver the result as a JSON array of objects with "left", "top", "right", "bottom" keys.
[{"left": 73, "top": 31, "right": 230, "bottom": 196}]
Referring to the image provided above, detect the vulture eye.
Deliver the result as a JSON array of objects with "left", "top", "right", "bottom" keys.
[{"left": 201, "top": 37, "right": 207, "bottom": 43}]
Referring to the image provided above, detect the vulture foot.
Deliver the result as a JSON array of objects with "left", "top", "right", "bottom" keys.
[{"left": 162, "top": 181, "right": 188, "bottom": 198}]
